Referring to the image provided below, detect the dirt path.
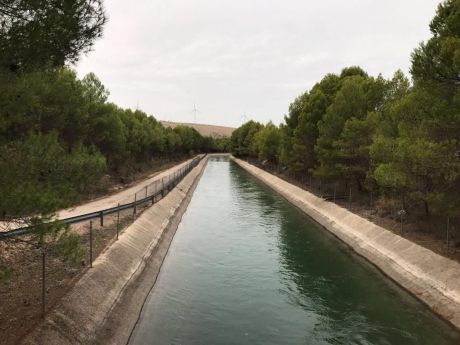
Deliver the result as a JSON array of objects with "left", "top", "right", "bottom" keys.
[{"left": 57, "top": 158, "right": 194, "bottom": 220}]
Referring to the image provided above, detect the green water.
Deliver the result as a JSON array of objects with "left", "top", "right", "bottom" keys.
[{"left": 129, "top": 157, "right": 459, "bottom": 345}]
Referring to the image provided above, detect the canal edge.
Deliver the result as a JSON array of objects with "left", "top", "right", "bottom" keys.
[
  {"left": 98, "top": 154, "right": 210, "bottom": 345},
  {"left": 20, "top": 156, "right": 210, "bottom": 345},
  {"left": 232, "top": 156, "right": 460, "bottom": 332}
]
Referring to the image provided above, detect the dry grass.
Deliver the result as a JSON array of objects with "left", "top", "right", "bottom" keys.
[{"left": 161, "top": 121, "right": 234, "bottom": 138}]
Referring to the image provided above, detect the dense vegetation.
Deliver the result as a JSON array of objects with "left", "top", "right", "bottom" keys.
[
  {"left": 0, "top": 1, "right": 227, "bottom": 227},
  {"left": 231, "top": 0, "right": 460, "bottom": 231}
]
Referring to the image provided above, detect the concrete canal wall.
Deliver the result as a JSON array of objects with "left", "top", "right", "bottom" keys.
[
  {"left": 21, "top": 156, "right": 209, "bottom": 345},
  {"left": 233, "top": 157, "right": 460, "bottom": 330}
]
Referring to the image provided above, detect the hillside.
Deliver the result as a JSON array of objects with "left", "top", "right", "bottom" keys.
[{"left": 161, "top": 121, "right": 235, "bottom": 138}]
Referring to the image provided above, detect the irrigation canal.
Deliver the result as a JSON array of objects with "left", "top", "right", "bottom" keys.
[{"left": 129, "top": 156, "right": 459, "bottom": 345}]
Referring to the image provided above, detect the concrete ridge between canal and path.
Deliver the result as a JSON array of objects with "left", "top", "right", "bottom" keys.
[
  {"left": 20, "top": 155, "right": 210, "bottom": 345},
  {"left": 232, "top": 157, "right": 460, "bottom": 331}
]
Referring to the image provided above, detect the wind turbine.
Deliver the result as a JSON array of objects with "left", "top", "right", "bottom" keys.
[
  {"left": 192, "top": 103, "right": 199, "bottom": 124},
  {"left": 241, "top": 109, "right": 249, "bottom": 124}
]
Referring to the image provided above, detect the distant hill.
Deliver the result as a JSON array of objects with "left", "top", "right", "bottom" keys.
[{"left": 161, "top": 121, "right": 235, "bottom": 138}]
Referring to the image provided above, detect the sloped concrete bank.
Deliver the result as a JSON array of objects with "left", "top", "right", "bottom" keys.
[
  {"left": 232, "top": 157, "right": 460, "bottom": 330},
  {"left": 21, "top": 156, "right": 209, "bottom": 345}
]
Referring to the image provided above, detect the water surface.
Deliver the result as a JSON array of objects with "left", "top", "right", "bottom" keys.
[{"left": 129, "top": 157, "right": 459, "bottom": 345}]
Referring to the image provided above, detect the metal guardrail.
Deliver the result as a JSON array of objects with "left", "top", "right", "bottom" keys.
[{"left": 0, "top": 155, "right": 203, "bottom": 240}]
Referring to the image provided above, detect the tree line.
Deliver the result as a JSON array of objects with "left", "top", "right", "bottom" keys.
[
  {"left": 231, "top": 0, "right": 460, "bottom": 226},
  {"left": 0, "top": 1, "right": 228, "bottom": 224}
]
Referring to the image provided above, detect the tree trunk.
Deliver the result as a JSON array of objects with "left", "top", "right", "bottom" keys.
[
  {"left": 424, "top": 200, "right": 430, "bottom": 217},
  {"left": 355, "top": 176, "right": 363, "bottom": 192}
]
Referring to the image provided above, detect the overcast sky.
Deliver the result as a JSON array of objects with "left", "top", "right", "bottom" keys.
[{"left": 76, "top": 0, "right": 441, "bottom": 128}]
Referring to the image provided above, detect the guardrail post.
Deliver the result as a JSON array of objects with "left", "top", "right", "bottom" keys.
[
  {"left": 41, "top": 246, "right": 46, "bottom": 318},
  {"left": 116, "top": 203, "right": 120, "bottom": 240},
  {"left": 145, "top": 185, "right": 148, "bottom": 198},
  {"left": 100, "top": 211, "right": 103, "bottom": 227},
  {"left": 89, "top": 221, "right": 93, "bottom": 268}
]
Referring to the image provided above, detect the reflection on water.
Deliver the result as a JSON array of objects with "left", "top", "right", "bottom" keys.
[{"left": 129, "top": 157, "right": 459, "bottom": 345}]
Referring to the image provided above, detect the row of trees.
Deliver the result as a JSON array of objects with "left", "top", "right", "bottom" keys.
[
  {"left": 0, "top": 1, "right": 227, "bottom": 224},
  {"left": 0, "top": 67, "right": 227, "bottom": 221},
  {"left": 231, "top": 0, "right": 460, "bottom": 222}
]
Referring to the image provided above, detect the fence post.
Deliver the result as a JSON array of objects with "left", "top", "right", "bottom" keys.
[
  {"left": 400, "top": 213, "right": 403, "bottom": 235},
  {"left": 89, "top": 221, "right": 93, "bottom": 268},
  {"left": 447, "top": 217, "right": 450, "bottom": 250},
  {"left": 41, "top": 247, "right": 46, "bottom": 318},
  {"left": 116, "top": 203, "right": 120, "bottom": 240},
  {"left": 133, "top": 193, "right": 137, "bottom": 218}
]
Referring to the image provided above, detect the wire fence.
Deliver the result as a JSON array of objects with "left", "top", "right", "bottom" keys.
[
  {"left": 0, "top": 155, "right": 203, "bottom": 341},
  {"left": 0, "top": 155, "right": 203, "bottom": 240},
  {"left": 243, "top": 157, "right": 460, "bottom": 253}
]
